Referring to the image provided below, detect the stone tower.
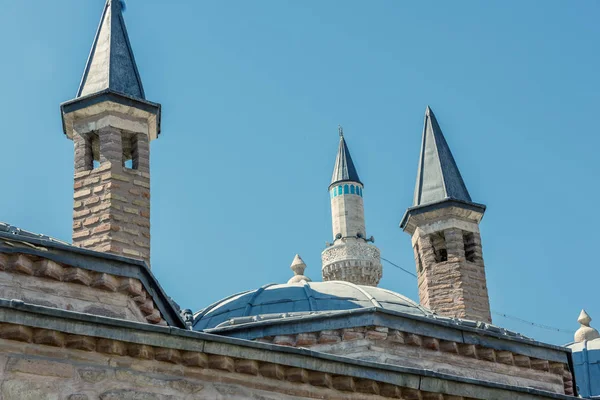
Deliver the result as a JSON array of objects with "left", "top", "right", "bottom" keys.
[
  {"left": 60, "top": 0, "right": 161, "bottom": 266},
  {"left": 322, "top": 127, "right": 382, "bottom": 286},
  {"left": 400, "top": 107, "right": 491, "bottom": 322}
]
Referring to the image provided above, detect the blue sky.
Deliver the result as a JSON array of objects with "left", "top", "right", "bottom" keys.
[{"left": 0, "top": 0, "right": 598, "bottom": 345}]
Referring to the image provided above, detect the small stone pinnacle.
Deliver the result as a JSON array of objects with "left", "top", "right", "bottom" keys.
[
  {"left": 574, "top": 309, "right": 600, "bottom": 343},
  {"left": 578, "top": 309, "right": 592, "bottom": 326}
]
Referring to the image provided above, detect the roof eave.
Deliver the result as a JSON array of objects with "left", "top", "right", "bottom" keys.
[
  {"left": 0, "top": 229, "right": 183, "bottom": 328},
  {"left": 60, "top": 89, "right": 162, "bottom": 137},
  {"left": 400, "top": 198, "right": 487, "bottom": 230}
]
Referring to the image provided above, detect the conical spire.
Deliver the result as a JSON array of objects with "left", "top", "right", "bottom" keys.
[
  {"left": 77, "top": 0, "right": 145, "bottom": 99},
  {"left": 413, "top": 106, "right": 471, "bottom": 207},
  {"left": 330, "top": 126, "right": 362, "bottom": 188}
]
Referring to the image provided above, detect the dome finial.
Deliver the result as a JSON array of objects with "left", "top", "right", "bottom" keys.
[
  {"left": 288, "top": 254, "right": 311, "bottom": 284},
  {"left": 575, "top": 309, "right": 600, "bottom": 343},
  {"left": 338, "top": 125, "right": 344, "bottom": 138}
]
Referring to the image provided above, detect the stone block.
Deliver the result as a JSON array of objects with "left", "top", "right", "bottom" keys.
[
  {"left": 13, "top": 254, "right": 34, "bottom": 275},
  {"left": 68, "top": 395, "right": 89, "bottom": 400},
  {"left": 78, "top": 368, "right": 108, "bottom": 383},
  {"left": 355, "top": 379, "right": 379, "bottom": 394},
  {"left": 2, "top": 381, "right": 59, "bottom": 400},
  {"left": 458, "top": 344, "right": 476, "bottom": 358},
  {"left": 295, "top": 332, "right": 318, "bottom": 346},
  {"left": 387, "top": 330, "right": 405, "bottom": 344},
  {"left": 127, "top": 344, "right": 154, "bottom": 360},
  {"left": 531, "top": 358, "right": 550, "bottom": 371},
  {"left": 318, "top": 330, "right": 341, "bottom": 344},
  {"left": 380, "top": 384, "right": 402, "bottom": 398},
  {"left": 401, "top": 388, "right": 423, "bottom": 400},
  {"left": 422, "top": 337, "right": 440, "bottom": 351},
  {"left": 0, "top": 324, "right": 33, "bottom": 342},
  {"left": 549, "top": 362, "right": 566, "bottom": 374},
  {"left": 405, "top": 333, "right": 423, "bottom": 347},
  {"left": 66, "top": 335, "right": 96, "bottom": 351},
  {"left": 155, "top": 348, "right": 181, "bottom": 364},
  {"left": 97, "top": 339, "right": 127, "bottom": 355},
  {"left": 0, "top": 253, "right": 9, "bottom": 270},
  {"left": 514, "top": 354, "right": 531, "bottom": 368},
  {"left": 145, "top": 310, "right": 161, "bottom": 324},
  {"left": 99, "top": 390, "right": 176, "bottom": 400},
  {"left": 169, "top": 380, "right": 204, "bottom": 394},
  {"left": 342, "top": 330, "right": 365, "bottom": 341},
  {"left": 92, "top": 273, "right": 119, "bottom": 291},
  {"left": 273, "top": 335, "right": 295, "bottom": 346},
  {"left": 33, "top": 329, "right": 65, "bottom": 347},
  {"left": 365, "top": 329, "right": 388, "bottom": 340},
  {"left": 259, "top": 363, "right": 285, "bottom": 380},
  {"left": 35, "top": 259, "right": 63, "bottom": 280},
  {"left": 475, "top": 347, "right": 495, "bottom": 362},
  {"left": 332, "top": 376, "right": 355, "bottom": 392},
  {"left": 308, "top": 371, "right": 332, "bottom": 387},
  {"left": 422, "top": 392, "right": 444, "bottom": 400},
  {"left": 139, "top": 299, "right": 155, "bottom": 315},
  {"left": 7, "top": 357, "right": 75, "bottom": 378},
  {"left": 235, "top": 359, "right": 259, "bottom": 375},
  {"left": 496, "top": 351, "right": 514, "bottom": 365},
  {"left": 286, "top": 367, "right": 309, "bottom": 383},
  {"left": 63, "top": 268, "right": 93, "bottom": 286},
  {"left": 182, "top": 352, "right": 208, "bottom": 368},
  {"left": 208, "top": 355, "right": 235, "bottom": 372}
]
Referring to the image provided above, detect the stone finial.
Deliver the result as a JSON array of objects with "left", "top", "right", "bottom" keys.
[
  {"left": 574, "top": 309, "right": 600, "bottom": 343},
  {"left": 288, "top": 255, "right": 311, "bottom": 284}
]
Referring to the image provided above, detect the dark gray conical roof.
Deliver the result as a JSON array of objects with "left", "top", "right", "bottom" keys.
[
  {"left": 413, "top": 106, "right": 472, "bottom": 207},
  {"left": 77, "top": 0, "right": 145, "bottom": 100},
  {"left": 330, "top": 129, "right": 362, "bottom": 188}
]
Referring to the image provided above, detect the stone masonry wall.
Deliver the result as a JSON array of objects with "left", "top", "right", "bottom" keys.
[
  {"left": 413, "top": 226, "right": 491, "bottom": 323},
  {"left": 0, "top": 331, "right": 451, "bottom": 400},
  {"left": 72, "top": 126, "right": 151, "bottom": 266},
  {"left": 0, "top": 251, "right": 168, "bottom": 325},
  {"left": 256, "top": 326, "right": 573, "bottom": 396}
]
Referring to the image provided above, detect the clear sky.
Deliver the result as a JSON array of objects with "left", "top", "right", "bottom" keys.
[{"left": 0, "top": 0, "right": 598, "bottom": 345}]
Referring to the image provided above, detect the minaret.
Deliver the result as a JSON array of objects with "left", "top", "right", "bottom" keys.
[
  {"left": 60, "top": 0, "right": 161, "bottom": 266},
  {"left": 322, "top": 127, "right": 382, "bottom": 286},
  {"left": 400, "top": 107, "right": 491, "bottom": 322}
]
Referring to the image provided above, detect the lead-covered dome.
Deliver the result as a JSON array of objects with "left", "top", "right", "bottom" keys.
[{"left": 193, "top": 280, "right": 432, "bottom": 331}]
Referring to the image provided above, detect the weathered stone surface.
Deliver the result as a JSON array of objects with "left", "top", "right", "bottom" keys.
[
  {"left": 99, "top": 390, "right": 176, "bottom": 400},
  {"left": 2, "top": 381, "right": 59, "bottom": 400},
  {"left": 259, "top": 363, "right": 286, "bottom": 380},
  {"left": 78, "top": 368, "right": 108, "bottom": 383},
  {"left": 7, "top": 358, "right": 74, "bottom": 378},
  {"left": 68, "top": 395, "right": 89, "bottom": 400}
]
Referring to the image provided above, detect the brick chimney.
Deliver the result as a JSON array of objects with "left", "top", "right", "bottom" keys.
[
  {"left": 60, "top": 0, "right": 161, "bottom": 266},
  {"left": 401, "top": 107, "right": 491, "bottom": 323}
]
